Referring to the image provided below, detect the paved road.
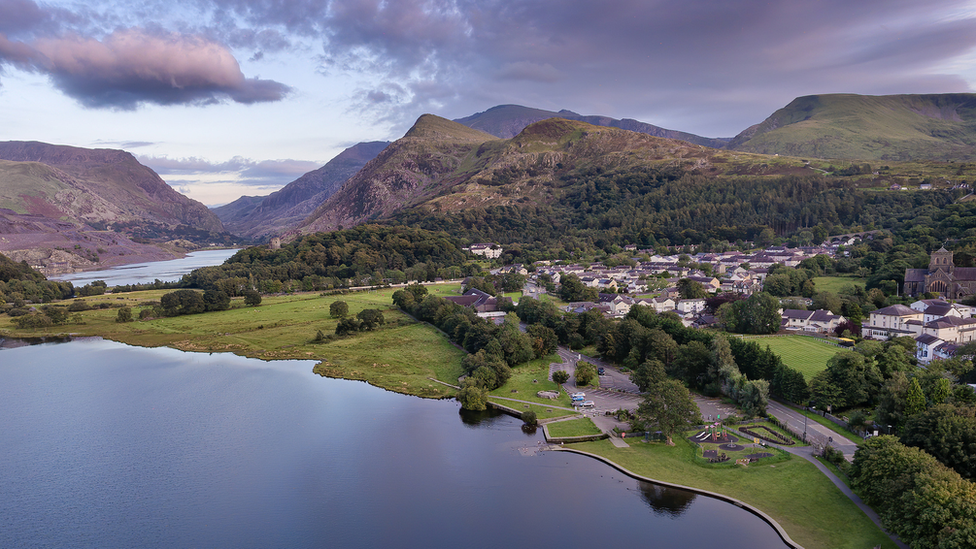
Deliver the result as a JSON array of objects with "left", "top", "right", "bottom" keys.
[{"left": 766, "top": 399, "right": 860, "bottom": 459}]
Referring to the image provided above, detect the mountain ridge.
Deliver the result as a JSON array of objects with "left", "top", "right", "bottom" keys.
[
  {"left": 454, "top": 104, "right": 730, "bottom": 148},
  {"left": 727, "top": 93, "right": 976, "bottom": 161},
  {"left": 213, "top": 141, "right": 390, "bottom": 238}
]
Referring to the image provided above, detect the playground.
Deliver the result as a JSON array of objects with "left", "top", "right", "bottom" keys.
[{"left": 690, "top": 424, "right": 775, "bottom": 464}]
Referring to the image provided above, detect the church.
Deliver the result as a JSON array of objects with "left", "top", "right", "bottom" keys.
[{"left": 904, "top": 247, "right": 976, "bottom": 298}]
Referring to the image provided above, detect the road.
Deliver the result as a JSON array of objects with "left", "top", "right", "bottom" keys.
[{"left": 766, "top": 399, "right": 860, "bottom": 459}]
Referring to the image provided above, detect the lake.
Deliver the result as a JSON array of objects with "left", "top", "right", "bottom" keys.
[
  {"left": 0, "top": 339, "right": 789, "bottom": 548},
  {"left": 51, "top": 248, "right": 240, "bottom": 287}
]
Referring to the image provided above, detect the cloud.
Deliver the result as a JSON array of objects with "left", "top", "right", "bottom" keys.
[
  {"left": 140, "top": 154, "right": 321, "bottom": 187},
  {"left": 0, "top": 27, "right": 291, "bottom": 108}
]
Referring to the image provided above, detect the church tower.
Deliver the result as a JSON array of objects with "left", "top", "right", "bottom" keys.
[{"left": 929, "top": 247, "right": 954, "bottom": 273}]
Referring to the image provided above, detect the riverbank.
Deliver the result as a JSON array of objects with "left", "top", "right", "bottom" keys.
[
  {"left": 565, "top": 438, "right": 896, "bottom": 549},
  {"left": 1, "top": 284, "right": 894, "bottom": 548},
  {"left": 0, "top": 286, "right": 468, "bottom": 398}
]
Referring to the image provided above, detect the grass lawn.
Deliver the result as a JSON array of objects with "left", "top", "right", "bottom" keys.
[
  {"left": 570, "top": 438, "right": 896, "bottom": 549},
  {"left": 812, "top": 276, "right": 868, "bottom": 293},
  {"left": 547, "top": 417, "right": 602, "bottom": 438},
  {"left": 490, "top": 354, "right": 573, "bottom": 408},
  {"left": 1, "top": 286, "right": 467, "bottom": 398},
  {"left": 743, "top": 335, "right": 841, "bottom": 380}
]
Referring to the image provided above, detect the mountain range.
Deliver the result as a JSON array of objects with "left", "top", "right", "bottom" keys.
[{"left": 2, "top": 92, "right": 975, "bottom": 273}]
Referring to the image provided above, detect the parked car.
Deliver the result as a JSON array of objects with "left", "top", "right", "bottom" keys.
[
  {"left": 571, "top": 392, "right": 585, "bottom": 398},
  {"left": 581, "top": 401, "right": 595, "bottom": 408},
  {"left": 597, "top": 367, "right": 605, "bottom": 375}
]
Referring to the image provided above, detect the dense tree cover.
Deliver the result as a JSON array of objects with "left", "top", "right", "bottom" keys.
[
  {"left": 391, "top": 167, "right": 973, "bottom": 258},
  {"left": 850, "top": 436, "right": 976, "bottom": 548},
  {"left": 157, "top": 289, "right": 230, "bottom": 317},
  {"left": 608, "top": 305, "right": 808, "bottom": 405},
  {"left": 180, "top": 225, "right": 477, "bottom": 294},
  {"left": 0, "top": 253, "right": 74, "bottom": 306},
  {"left": 718, "top": 292, "right": 782, "bottom": 334}
]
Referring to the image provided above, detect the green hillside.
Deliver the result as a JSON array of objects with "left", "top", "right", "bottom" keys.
[
  {"left": 0, "top": 160, "right": 74, "bottom": 216},
  {"left": 728, "top": 93, "right": 976, "bottom": 161}
]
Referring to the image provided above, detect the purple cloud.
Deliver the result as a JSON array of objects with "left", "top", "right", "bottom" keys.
[{"left": 0, "top": 26, "right": 290, "bottom": 108}]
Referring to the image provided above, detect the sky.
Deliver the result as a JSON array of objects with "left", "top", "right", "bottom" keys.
[{"left": 1, "top": 0, "right": 975, "bottom": 206}]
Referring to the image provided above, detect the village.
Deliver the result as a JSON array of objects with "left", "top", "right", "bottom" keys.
[{"left": 464, "top": 240, "right": 976, "bottom": 368}]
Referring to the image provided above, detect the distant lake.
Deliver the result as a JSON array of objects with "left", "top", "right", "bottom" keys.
[
  {"left": 0, "top": 339, "right": 789, "bottom": 549},
  {"left": 51, "top": 248, "right": 240, "bottom": 287}
]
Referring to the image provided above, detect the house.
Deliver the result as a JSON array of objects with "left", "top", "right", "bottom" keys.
[
  {"left": 467, "top": 243, "right": 502, "bottom": 259},
  {"left": 598, "top": 293, "right": 633, "bottom": 317},
  {"left": 781, "top": 309, "right": 847, "bottom": 334},
  {"left": 916, "top": 334, "right": 945, "bottom": 364},
  {"left": 443, "top": 288, "right": 511, "bottom": 313},
  {"left": 675, "top": 298, "right": 706, "bottom": 315},
  {"left": 910, "top": 298, "right": 973, "bottom": 321},
  {"left": 866, "top": 304, "right": 924, "bottom": 340}
]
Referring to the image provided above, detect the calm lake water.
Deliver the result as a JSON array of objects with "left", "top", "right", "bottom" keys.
[
  {"left": 51, "top": 248, "right": 240, "bottom": 287},
  {"left": 0, "top": 339, "right": 789, "bottom": 549}
]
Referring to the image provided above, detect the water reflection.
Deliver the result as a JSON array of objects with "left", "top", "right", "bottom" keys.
[
  {"left": 0, "top": 335, "right": 73, "bottom": 350},
  {"left": 638, "top": 481, "right": 699, "bottom": 518},
  {"left": 458, "top": 407, "right": 505, "bottom": 427}
]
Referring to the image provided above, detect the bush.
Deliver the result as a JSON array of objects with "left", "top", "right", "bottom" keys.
[
  {"left": 522, "top": 410, "right": 538, "bottom": 426},
  {"left": 138, "top": 308, "right": 154, "bottom": 320},
  {"left": 116, "top": 306, "right": 133, "bottom": 323},
  {"left": 243, "top": 289, "right": 262, "bottom": 307},
  {"left": 552, "top": 370, "right": 570, "bottom": 384},
  {"left": 330, "top": 300, "right": 349, "bottom": 318}
]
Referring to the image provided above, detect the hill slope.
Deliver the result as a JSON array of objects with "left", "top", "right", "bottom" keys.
[
  {"left": 727, "top": 94, "right": 976, "bottom": 161},
  {"left": 0, "top": 141, "right": 224, "bottom": 232},
  {"left": 297, "top": 115, "right": 501, "bottom": 234},
  {"left": 213, "top": 141, "right": 390, "bottom": 239},
  {"left": 455, "top": 104, "right": 729, "bottom": 148},
  {"left": 296, "top": 114, "right": 814, "bottom": 236}
]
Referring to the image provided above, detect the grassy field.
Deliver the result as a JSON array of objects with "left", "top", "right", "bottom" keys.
[
  {"left": 743, "top": 335, "right": 841, "bottom": 380},
  {"left": 571, "top": 438, "right": 896, "bottom": 549},
  {"left": 488, "top": 353, "right": 580, "bottom": 420},
  {"left": 0, "top": 286, "right": 467, "bottom": 398},
  {"left": 547, "top": 418, "right": 601, "bottom": 437},
  {"left": 812, "top": 276, "right": 868, "bottom": 293}
]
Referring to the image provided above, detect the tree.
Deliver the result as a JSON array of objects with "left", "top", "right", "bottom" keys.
[
  {"left": 637, "top": 379, "right": 701, "bottom": 445},
  {"left": 203, "top": 289, "right": 230, "bottom": 311},
  {"left": 522, "top": 410, "right": 538, "bottom": 426},
  {"left": 357, "top": 308, "right": 385, "bottom": 330},
  {"left": 335, "top": 317, "right": 361, "bottom": 335},
  {"left": 244, "top": 289, "right": 262, "bottom": 307},
  {"left": 677, "top": 278, "right": 707, "bottom": 299},
  {"left": 902, "top": 404, "right": 976, "bottom": 479},
  {"left": 330, "top": 300, "right": 349, "bottom": 318},
  {"left": 722, "top": 292, "right": 781, "bottom": 334},
  {"left": 575, "top": 361, "right": 597, "bottom": 386},
  {"left": 631, "top": 359, "right": 667, "bottom": 393},
  {"left": 116, "top": 306, "right": 133, "bottom": 323},
  {"left": 552, "top": 370, "right": 570, "bottom": 384},
  {"left": 905, "top": 377, "right": 926, "bottom": 417},
  {"left": 527, "top": 324, "right": 558, "bottom": 358},
  {"left": 457, "top": 379, "right": 488, "bottom": 411}
]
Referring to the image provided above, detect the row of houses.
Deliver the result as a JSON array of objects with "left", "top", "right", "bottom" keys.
[
  {"left": 865, "top": 298, "right": 976, "bottom": 363},
  {"left": 529, "top": 245, "right": 829, "bottom": 297}
]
